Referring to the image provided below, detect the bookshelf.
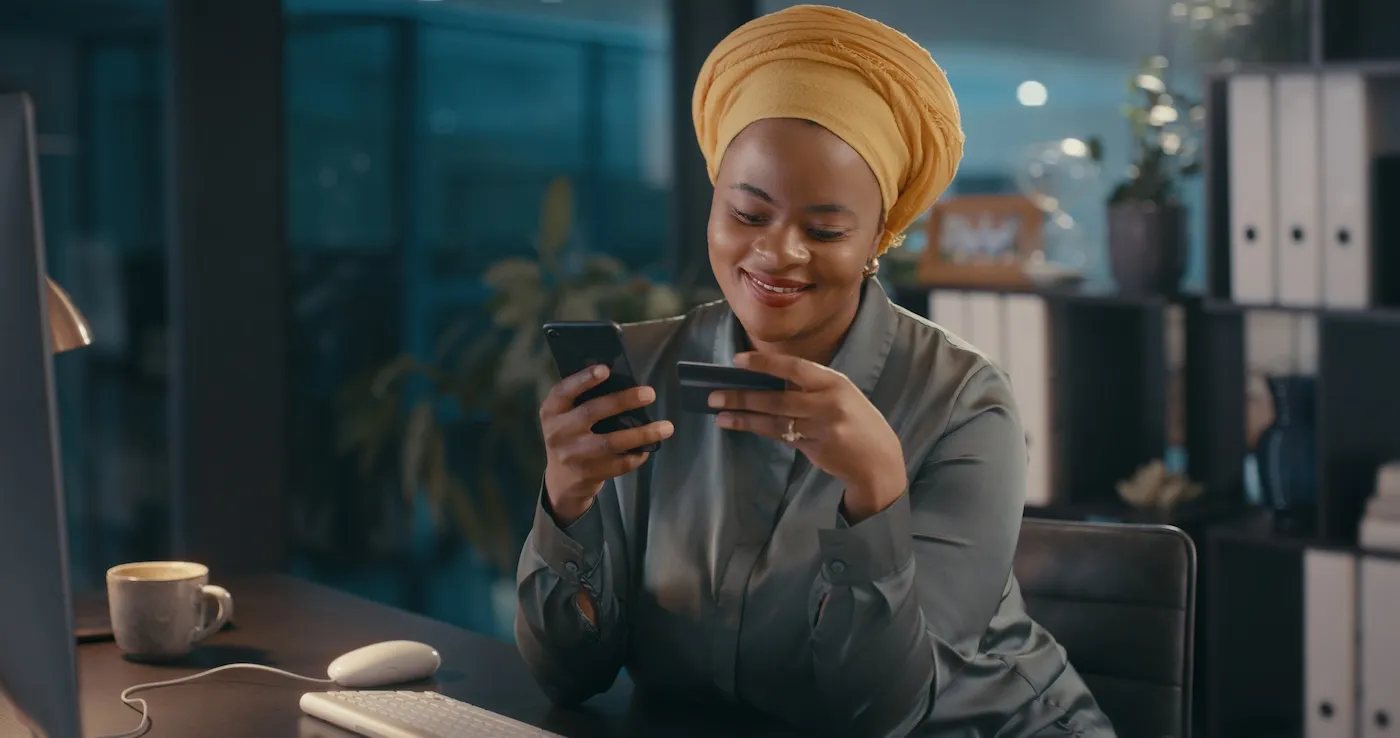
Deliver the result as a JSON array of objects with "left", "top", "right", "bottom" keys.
[
  {"left": 894, "top": 58, "right": 1400, "bottom": 734},
  {"left": 891, "top": 286, "right": 1190, "bottom": 517},
  {"left": 1193, "top": 54, "right": 1400, "bottom": 737}
]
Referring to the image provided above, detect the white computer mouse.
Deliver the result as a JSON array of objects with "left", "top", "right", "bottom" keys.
[{"left": 327, "top": 640, "right": 442, "bottom": 688}]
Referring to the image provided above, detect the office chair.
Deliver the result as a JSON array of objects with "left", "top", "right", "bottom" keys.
[{"left": 1014, "top": 518, "right": 1197, "bottom": 738}]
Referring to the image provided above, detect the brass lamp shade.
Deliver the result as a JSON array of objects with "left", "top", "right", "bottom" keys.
[{"left": 45, "top": 277, "right": 91, "bottom": 353}]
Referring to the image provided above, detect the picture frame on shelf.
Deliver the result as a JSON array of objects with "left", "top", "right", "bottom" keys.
[{"left": 916, "top": 194, "right": 1044, "bottom": 289}]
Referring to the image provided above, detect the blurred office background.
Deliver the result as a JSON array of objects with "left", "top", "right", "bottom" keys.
[
  {"left": 0, "top": 0, "right": 1312, "bottom": 633},
  {"left": 7, "top": 1, "right": 1395, "bottom": 734}
]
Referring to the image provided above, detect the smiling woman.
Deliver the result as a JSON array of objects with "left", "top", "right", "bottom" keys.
[
  {"left": 514, "top": 5, "right": 1114, "bottom": 737},
  {"left": 708, "top": 118, "right": 884, "bottom": 360}
]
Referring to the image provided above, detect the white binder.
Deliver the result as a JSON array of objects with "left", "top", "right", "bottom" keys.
[
  {"left": 965, "top": 291, "right": 1003, "bottom": 366},
  {"left": 928, "top": 290, "right": 968, "bottom": 340},
  {"left": 1321, "top": 71, "right": 1374, "bottom": 309},
  {"left": 1304, "top": 548, "right": 1357, "bottom": 738},
  {"left": 1244, "top": 309, "right": 1298, "bottom": 376},
  {"left": 1273, "top": 73, "right": 1323, "bottom": 306},
  {"left": 1003, "top": 295, "right": 1052, "bottom": 507},
  {"left": 1295, "top": 313, "right": 1319, "bottom": 375},
  {"left": 1229, "top": 75, "right": 1277, "bottom": 304},
  {"left": 1360, "top": 555, "right": 1400, "bottom": 738}
]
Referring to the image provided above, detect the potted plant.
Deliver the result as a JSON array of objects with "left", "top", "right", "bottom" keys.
[
  {"left": 1097, "top": 57, "right": 1204, "bottom": 296},
  {"left": 333, "top": 176, "right": 703, "bottom": 626}
]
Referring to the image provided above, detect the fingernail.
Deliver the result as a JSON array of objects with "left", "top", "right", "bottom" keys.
[
  {"left": 708, "top": 392, "right": 725, "bottom": 408},
  {"left": 639, "top": 387, "right": 656, "bottom": 402},
  {"left": 659, "top": 421, "right": 675, "bottom": 437},
  {"left": 714, "top": 412, "right": 731, "bottom": 427},
  {"left": 592, "top": 365, "right": 607, "bottom": 378}
]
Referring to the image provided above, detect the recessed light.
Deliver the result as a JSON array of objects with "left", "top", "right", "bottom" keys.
[
  {"left": 1016, "top": 80, "right": 1048, "bottom": 107},
  {"left": 1059, "top": 138, "right": 1088, "bottom": 157}
]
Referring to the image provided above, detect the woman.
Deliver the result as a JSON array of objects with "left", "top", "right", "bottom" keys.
[{"left": 515, "top": 6, "right": 1111, "bottom": 737}]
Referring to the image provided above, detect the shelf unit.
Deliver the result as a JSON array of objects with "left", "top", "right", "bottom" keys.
[
  {"left": 1318, "top": 0, "right": 1400, "bottom": 64},
  {"left": 1202, "top": 62, "right": 1400, "bottom": 311},
  {"left": 1192, "top": 53, "right": 1400, "bottom": 737},
  {"left": 1186, "top": 299, "right": 1400, "bottom": 541},
  {"left": 891, "top": 285, "right": 1186, "bottom": 513},
  {"left": 1205, "top": 514, "right": 1400, "bottom": 738},
  {"left": 896, "top": 54, "right": 1400, "bottom": 736},
  {"left": 1197, "top": 59, "right": 1400, "bottom": 542}
]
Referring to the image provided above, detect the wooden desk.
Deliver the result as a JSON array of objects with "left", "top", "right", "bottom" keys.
[{"left": 77, "top": 574, "right": 798, "bottom": 737}]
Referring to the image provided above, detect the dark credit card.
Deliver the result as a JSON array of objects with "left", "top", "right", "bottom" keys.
[{"left": 676, "top": 360, "right": 786, "bottom": 414}]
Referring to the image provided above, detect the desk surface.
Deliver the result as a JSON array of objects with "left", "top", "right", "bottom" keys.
[{"left": 77, "top": 574, "right": 799, "bottom": 738}]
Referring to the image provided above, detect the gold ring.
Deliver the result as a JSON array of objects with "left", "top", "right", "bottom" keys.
[{"left": 781, "top": 417, "right": 805, "bottom": 444}]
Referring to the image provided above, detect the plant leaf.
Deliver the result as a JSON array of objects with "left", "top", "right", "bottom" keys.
[
  {"left": 645, "top": 284, "right": 686, "bottom": 320},
  {"left": 483, "top": 258, "right": 543, "bottom": 292},
  {"left": 369, "top": 353, "right": 422, "bottom": 399},
  {"left": 495, "top": 327, "right": 545, "bottom": 393},
  {"left": 580, "top": 255, "right": 626, "bottom": 281},
  {"left": 401, "top": 401, "right": 435, "bottom": 505},
  {"left": 442, "top": 477, "right": 490, "bottom": 567},
  {"left": 421, "top": 429, "right": 450, "bottom": 529},
  {"left": 538, "top": 176, "right": 573, "bottom": 261},
  {"left": 555, "top": 288, "right": 602, "bottom": 321},
  {"left": 337, "top": 401, "right": 398, "bottom": 474},
  {"left": 493, "top": 287, "right": 548, "bottom": 330}
]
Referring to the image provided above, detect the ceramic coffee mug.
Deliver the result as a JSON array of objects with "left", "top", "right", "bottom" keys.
[{"left": 106, "top": 561, "right": 233, "bottom": 661}]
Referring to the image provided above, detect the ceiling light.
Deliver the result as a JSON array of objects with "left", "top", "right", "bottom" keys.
[{"left": 1017, "top": 81, "right": 1048, "bottom": 107}]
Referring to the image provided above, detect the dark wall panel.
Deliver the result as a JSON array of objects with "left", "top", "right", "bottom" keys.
[
  {"left": 168, "top": 0, "right": 286, "bottom": 574},
  {"left": 668, "top": 0, "right": 754, "bottom": 286}
]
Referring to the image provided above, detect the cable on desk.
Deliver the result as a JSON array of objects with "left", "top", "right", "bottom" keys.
[{"left": 91, "top": 663, "right": 335, "bottom": 738}]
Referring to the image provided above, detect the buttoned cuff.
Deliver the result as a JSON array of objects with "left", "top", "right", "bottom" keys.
[
  {"left": 818, "top": 492, "right": 913, "bottom": 584},
  {"left": 533, "top": 487, "right": 606, "bottom": 582}
]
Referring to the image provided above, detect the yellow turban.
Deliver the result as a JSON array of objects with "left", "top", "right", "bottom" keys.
[{"left": 692, "top": 4, "right": 965, "bottom": 255}]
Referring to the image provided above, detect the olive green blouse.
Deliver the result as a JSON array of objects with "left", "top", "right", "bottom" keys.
[{"left": 514, "top": 282, "right": 1113, "bottom": 737}]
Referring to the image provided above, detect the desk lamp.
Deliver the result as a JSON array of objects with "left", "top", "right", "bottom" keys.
[{"left": 45, "top": 277, "right": 92, "bottom": 354}]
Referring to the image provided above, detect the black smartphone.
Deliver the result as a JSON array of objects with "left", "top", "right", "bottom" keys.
[
  {"left": 676, "top": 360, "right": 787, "bottom": 414},
  {"left": 543, "top": 320, "right": 660, "bottom": 453}
]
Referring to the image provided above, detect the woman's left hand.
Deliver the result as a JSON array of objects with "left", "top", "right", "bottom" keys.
[{"left": 710, "top": 351, "right": 907, "bottom": 522}]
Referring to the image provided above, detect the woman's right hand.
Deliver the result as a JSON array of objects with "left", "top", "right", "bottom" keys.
[{"left": 540, "top": 365, "right": 674, "bottom": 525}]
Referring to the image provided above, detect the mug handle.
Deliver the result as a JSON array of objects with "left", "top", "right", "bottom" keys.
[{"left": 192, "top": 585, "right": 233, "bottom": 642}]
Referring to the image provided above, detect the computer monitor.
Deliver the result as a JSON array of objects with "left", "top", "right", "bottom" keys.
[{"left": 0, "top": 92, "right": 83, "bottom": 738}]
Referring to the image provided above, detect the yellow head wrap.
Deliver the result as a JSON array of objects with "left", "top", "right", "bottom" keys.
[{"left": 693, "top": 4, "right": 965, "bottom": 255}]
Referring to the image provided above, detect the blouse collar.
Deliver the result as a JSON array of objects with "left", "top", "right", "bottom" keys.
[{"left": 712, "top": 279, "right": 899, "bottom": 396}]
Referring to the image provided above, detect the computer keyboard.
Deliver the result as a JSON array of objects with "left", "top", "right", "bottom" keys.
[{"left": 300, "top": 689, "right": 564, "bottom": 738}]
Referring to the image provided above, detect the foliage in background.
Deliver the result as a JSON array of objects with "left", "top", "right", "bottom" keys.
[
  {"left": 1172, "top": 0, "right": 1312, "bottom": 66},
  {"left": 1096, "top": 57, "right": 1205, "bottom": 206},
  {"left": 336, "top": 176, "right": 704, "bottom": 577},
  {"left": 1110, "top": 0, "right": 1310, "bottom": 207}
]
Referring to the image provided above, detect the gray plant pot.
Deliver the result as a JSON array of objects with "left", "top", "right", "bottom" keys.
[{"left": 1107, "top": 200, "right": 1187, "bottom": 296}]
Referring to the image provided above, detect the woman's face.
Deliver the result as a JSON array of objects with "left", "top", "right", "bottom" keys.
[{"left": 708, "top": 118, "right": 884, "bottom": 347}]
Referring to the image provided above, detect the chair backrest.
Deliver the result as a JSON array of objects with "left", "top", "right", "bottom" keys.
[{"left": 1013, "top": 518, "right": 1197, "bottom": 738}]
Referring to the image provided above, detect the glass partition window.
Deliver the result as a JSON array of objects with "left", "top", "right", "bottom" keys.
[
  {"left": 420, "top": 28, "right": 586, "bottom": 269},
  {"left": 286, "top": 24, "right": 397, "bottom": 252},
  {"left": 284, "top": 4, "right": 671, "bottom": 640},
  {"left": 0, "top": 0, "right": 169, "bottom": 593}
]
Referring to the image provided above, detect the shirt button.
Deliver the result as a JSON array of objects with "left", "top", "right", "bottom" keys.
[
  {"left": 829, "top": 559, "right": 847, "bottom": 575},
  {"left": 564, "top": 561, "right": 579, "bottom": 574}
]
